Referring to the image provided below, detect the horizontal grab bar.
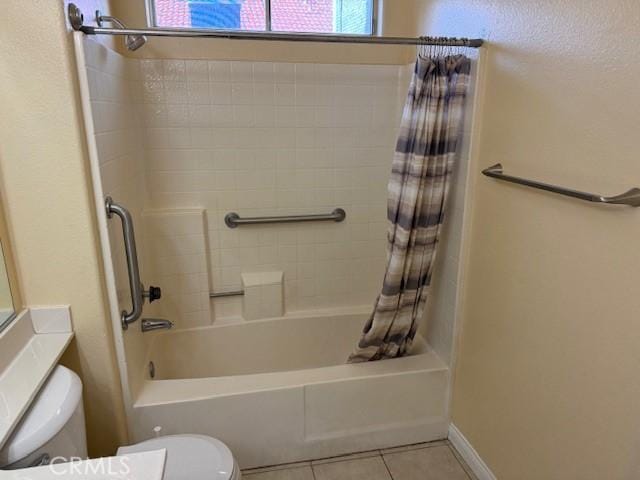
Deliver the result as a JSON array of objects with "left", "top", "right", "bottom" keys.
[
  {"left": 210, "top": 290, "right": 244, "bottom": 298},
  {"left": 482, "top": 164, "right": 640, "bottom": 207},
  {"left": 225, "top": 208, "right": 346, "bottom": 228}
]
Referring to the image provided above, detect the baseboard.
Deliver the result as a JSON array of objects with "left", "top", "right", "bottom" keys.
[{"left": 448, "top": 424, "right": 496, "bottom": 480}]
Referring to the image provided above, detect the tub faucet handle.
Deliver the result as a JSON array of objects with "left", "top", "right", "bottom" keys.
[{"left": 143, "top": 285, "right": 162, "bottom": 303}]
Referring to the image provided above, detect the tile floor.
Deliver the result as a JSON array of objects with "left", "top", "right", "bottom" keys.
[{"left": 242, "top": 440, "right": 477, "bottom": 480}]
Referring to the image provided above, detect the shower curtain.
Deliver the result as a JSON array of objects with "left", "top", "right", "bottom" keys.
[{"left": 349, "top": 52, "right": 471, "bottom": 363}]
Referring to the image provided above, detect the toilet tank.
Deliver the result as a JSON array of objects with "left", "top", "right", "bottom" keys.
[{"left": 0, "top": 365, "right": 88, "bottom": 469}]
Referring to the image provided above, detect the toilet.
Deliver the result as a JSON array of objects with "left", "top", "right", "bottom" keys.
[
  {"left": 0, "top": 365, "right": 240, "bottom": 479},
  {"left": 117, "top": 435, "right": 240, "bottom": 480}
]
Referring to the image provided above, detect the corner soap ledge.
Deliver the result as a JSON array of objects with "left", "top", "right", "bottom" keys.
[{"left": 0, "top": 307, "right": 74, "bottom": 451}]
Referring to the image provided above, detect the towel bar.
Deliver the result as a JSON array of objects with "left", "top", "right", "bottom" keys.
[{"left": 482, "top": 164, "right": 640, "bottom": 207}]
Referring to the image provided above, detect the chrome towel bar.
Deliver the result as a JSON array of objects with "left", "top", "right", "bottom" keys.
[
  {"left": 482, "top": 164, "right": 640, "bottom": 207},
  {"left": 225, "top": 208, "right": 346, "bottom": 228}
]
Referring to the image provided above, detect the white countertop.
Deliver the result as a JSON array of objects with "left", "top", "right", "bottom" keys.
[
  {"left": 0, "top": 308, "right": 74, "bottom": 450},
  {"left": 5, "top": 449, "right": 166, "bottom": 480}
]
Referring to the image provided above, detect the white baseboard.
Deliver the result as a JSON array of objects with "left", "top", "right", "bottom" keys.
[{"left": 448, "top": 424, "right": 496, "bottom": 480}]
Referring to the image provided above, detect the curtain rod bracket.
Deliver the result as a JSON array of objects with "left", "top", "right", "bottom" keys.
[{"left": 68, "top": 3, "right": 84, "bottom": 31}]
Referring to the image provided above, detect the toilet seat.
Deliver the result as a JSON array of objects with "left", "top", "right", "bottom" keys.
[{"left": 117, "top": 434, "right": 240, "bottom": 480}]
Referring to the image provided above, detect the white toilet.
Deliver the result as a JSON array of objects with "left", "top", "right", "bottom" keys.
[
  {"left": 0, "top": 366, "right": 241, "bottom": 479},
  {"left": 117, "top": 435, "right": 240, "bottom": 480}
]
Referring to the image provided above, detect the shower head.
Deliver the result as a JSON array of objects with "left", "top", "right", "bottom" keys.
[
  {"left": 125, "top": 33, "right": 147, "bottom": 52},
  {"left": 96, "top": 11, "right": 147, "bottom": 51}
]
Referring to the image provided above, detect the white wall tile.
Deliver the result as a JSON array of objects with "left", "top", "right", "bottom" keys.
[
  {"left": 187, "top": 82, "right": 211, "bottom": 105},
  {"left": 208, "top": 60, "right": 231, "bottom": 82},
  {"left": 253, "top": 62, "right": 275, "bottom": 83},
  {"left": 231, "top": 61, "right": 253, "bottom": 83},
  {"left": 274, "top": 63, "right": 295, "bottom": 83},
  {"left": 165, "top": 82, "right": 188, "bottom": 104},
  {"left": 143, "top": 209, "right": 211, "bottom": 329},
  {"left": 92, "top": 55, "right": 449, "bottom": 325},
  {"left": 186, "top": 60, "right": 209, "bottom": 83},
  {"left": 210, "top": 83, "right": 233, "bottom": 105},
  {"left": 163, "top": 59, "right": 186, "bottom": 82},
  {"left": 231, "top": 83, "right": 254, "bottom": 105}
]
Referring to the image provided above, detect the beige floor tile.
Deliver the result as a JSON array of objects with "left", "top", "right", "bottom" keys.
[
  {"left": 243, "top": 466, "right": 315, "bottom": 480},
  {"left": 243, "top": 461, "right": 311, "bottom": 475},
  {"left": 312, "top": 449, "right": 382, "bottom": 465},
  {"left": 448, "top": 445, "right": 478, "bottom": 480},
  {"left": 381, "top": 440, "right": 448, "bottom": 455},
  {"left": 383, "top": 445, "right": 470, "bottom": 480},
  {"left": 313, "top": 455, "right": 392, "bottom": 480}
]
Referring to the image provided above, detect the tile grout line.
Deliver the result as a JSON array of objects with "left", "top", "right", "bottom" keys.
[
  {"left": 245, "top": 440, "right": 455, "bottom": 477},
  {"left": 243, "top": 461, "right": 312, "bottom": 475},
  {"left": 380, "top": 440, "right": 449, "bottom": 456},
  {"left": 379, "top": 451, "right": 395, "bottom": 480},
  {"left": 310, "top": 448, "right": 383, "bottom": 466},
  {"left": 446, "top": 443, "right": 475, "bottom": 480}
]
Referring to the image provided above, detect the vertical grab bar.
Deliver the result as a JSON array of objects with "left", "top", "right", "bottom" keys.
[{"left": 105, "top": 197, "right": 161, "bottom": 330}]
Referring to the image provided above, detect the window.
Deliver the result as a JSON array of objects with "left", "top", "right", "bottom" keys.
[{"left": 148, "top": 0, "right": 376, "bottom": 35}]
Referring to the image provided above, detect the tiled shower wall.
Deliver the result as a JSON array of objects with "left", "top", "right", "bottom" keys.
[
  {"left": 137, "top": 58, "right": 408, "bottom": 319},
  {"left": 82, "top": 36, "right": 474, "bottom": 371},
  {"left": 83, "top": 38, "right": 471, "bottom": 365}
]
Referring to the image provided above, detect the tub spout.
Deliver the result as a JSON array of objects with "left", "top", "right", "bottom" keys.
[{"left": 142, "top": 318, "right": 174, "bottom": 332}]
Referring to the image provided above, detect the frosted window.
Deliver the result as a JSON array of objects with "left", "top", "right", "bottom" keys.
[{"left": 150, "top": 0, "right": 374, "bottom": 34}]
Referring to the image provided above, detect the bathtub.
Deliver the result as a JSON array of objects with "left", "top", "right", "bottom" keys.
[{"left": 131, "top": 311, "right": 450, "bottom": 468}]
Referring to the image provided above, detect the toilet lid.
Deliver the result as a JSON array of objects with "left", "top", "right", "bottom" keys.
[
  {"left": 0, "top": 366, "right": 83, "bottom": 467},
  {"left": 117, "top": 434, "right": 235, "bottom": 480}
]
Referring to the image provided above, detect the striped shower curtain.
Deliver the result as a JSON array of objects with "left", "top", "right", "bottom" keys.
[{"left": 349, "top": 53, "right": 471, "bottom": 363}]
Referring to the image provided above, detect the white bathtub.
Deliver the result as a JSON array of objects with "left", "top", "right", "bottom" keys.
[{"left": 132, "top": 312, "right": 450, "bottom": 468}]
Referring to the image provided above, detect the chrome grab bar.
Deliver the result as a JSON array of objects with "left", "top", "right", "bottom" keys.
[
  {"left": 225, "top": 208, "right": 346, "bottom": 228},
  {"left": 105, "top": 197, "right": 161, "bottom": 330},
  {"left": 210, "top": 290, "right": 244, "bottom": 298},
  {"left": 482, "top": 164, "right": 640, "bottom": 207}
]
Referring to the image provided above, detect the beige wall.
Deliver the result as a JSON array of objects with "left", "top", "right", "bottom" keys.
[
  {"left": 0, "top": 1, "right": 127, "bottom": 456},
  {"left": 111, "top": 0, "right": 418, "bottom": 63},
  {"left": 414, "top": 1, "right": 640, "bottom": 479}
]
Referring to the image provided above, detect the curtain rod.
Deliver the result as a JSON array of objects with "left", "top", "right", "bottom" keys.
[
  {"left": 68, "top": 4, "right": 483, "bottom": 48},
  {"left": 80, "top": 27, "right": 484, "bottom": 47}
]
